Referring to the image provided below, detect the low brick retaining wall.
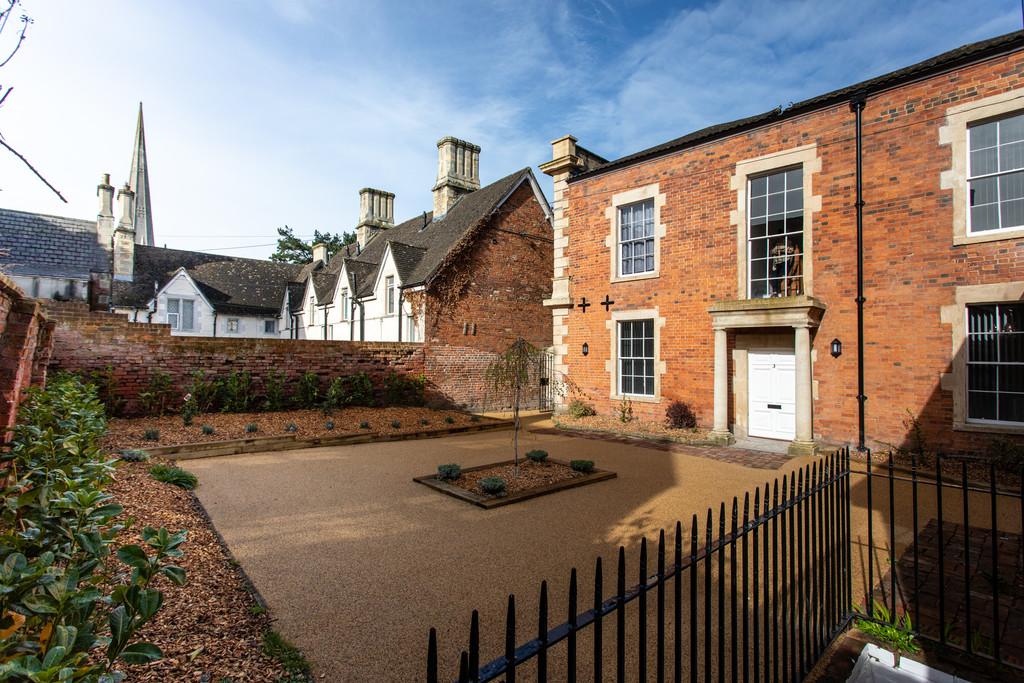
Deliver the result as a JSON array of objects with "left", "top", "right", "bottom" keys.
[{"left": 0, "top": 276, "right": 54, "bottom": 441}]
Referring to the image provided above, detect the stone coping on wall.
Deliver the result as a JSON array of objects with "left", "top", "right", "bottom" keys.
[
  {"left": 414, "top": 458, "right": 617, "bottom": 509},
  {"left": 130, "top": 419, "right": 513, "bottom": 460}
]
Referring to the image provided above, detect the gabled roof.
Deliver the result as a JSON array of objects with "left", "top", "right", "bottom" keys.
[
  {"left": 335, "top": 167, "right": 549, "bottom": 301},
  {"left": 573, "top": 29, "right": 1024, "bottom": 182},
  {"left": 0, "top": 208, "right": 110, "bottom": 279},
  {"left": 113, "top": 244, "right": 305, "bottom": 316}
]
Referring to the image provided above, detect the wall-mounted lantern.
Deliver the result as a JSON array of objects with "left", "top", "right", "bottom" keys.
[
  {"left": 830, "top": 338, "right": 842, "bottom": 358},
  {"left": 582, "top": 342, "right": 589, "bottom": 356}
]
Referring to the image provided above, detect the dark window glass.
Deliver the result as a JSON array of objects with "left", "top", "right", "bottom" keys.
[
  {"left": 618, "top": 318, "right": 655, "bottom": 397},
  {"left": 967, "top": 303, "right": 1024, "bottom": 424},
  {"left": 749, "top": 167, "right": 803, "bottom": 298}
]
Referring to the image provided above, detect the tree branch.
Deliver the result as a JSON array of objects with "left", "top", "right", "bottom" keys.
[{"left": 0, "top": 135, "right": 66, "bottom": 202}]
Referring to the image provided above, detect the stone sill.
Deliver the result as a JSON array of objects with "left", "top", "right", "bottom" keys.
[
  {"left": 543, "top": 297, "right": 573, "bottom": 309},
  {"left": 953, "top": 421, "right": 1024, "bottom": 436},
  {"left": 709, "top": 294, "right": 826, "bottom": 314}
]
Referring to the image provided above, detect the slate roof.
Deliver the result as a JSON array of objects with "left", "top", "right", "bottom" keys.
[
  {"left": 0, "top": 208, "right": 110, "bottom": 279},
  {"left": 573, "top": 29, "right": 1024, "bottom": 182},
  {"left": 113, "top": 245, "right": 306, "bottom": 316},
  {"left": 336, "top": 167, "right": 543, "bottom": 300}
]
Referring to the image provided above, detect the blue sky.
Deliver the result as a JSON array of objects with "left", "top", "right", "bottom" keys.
[{"left": 0, "top": 0, "right": 1020, "bottom": 258}]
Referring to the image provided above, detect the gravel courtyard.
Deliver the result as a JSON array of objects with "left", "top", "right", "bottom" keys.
[{"left": 187, "top": 417, "right": 820, "bottom": 681}]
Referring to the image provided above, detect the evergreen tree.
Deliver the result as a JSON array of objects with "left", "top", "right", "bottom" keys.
[{"left": 269, "top": 225, "right": 356, "bottom": 264}]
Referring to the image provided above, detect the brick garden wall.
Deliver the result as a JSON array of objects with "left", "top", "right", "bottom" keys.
[
  {"left": 0, "top": 275, "right": 54, "bottom": 441},
  {"left": 560, "top": 49, "right": 1024, "bottom": 453}
]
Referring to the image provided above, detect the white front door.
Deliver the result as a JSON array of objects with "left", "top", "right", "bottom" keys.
[{"left": 748, "top": 350, "right": 796, "bottom": 440}]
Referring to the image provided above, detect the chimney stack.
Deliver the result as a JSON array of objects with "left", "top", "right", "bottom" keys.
[
  {"left": 96, "top": 173, "right": 115, "bottom": 248},
  {"left": 312, "top": 242, "right": 329, "bottom": 264},
  {"left": 356, "top": 187, "right": 395, "bottom": 249},
  {"left": 113, "top": 184, "right": 136, "bottom": 281},
  {"left": 432, "top": 136, "right": 480, "bottom": 217}
]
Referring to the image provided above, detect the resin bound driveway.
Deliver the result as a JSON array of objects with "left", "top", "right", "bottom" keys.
[{"left": 186, "top": 418, "right": 867, "bottom": 681}]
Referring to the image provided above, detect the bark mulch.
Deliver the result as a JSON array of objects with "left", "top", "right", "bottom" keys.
[
  {"left": 103, "top": 407, "right": 491, "bottom": 452},
  {"left": 553, "top": 414, "right": 712, "bottom": 444},
  {"left": 451, "top": 459, "right": 585, "bottom": 497},
  {"left": 108, "top": 461, "right": 295, "bottom": 682}
]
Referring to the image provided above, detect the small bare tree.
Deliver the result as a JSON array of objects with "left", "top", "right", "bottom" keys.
[{"left": 485, "top": 338, "right": 543, "bottom": 475}]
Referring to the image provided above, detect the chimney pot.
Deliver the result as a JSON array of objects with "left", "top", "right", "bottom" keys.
[
  {"left": 96, "top": 173, "right": 116, "bottom": 248},
  {"left": 356, "top": 187, "right": 395, "bottom": 248},
  {"left": 312, "top": 242, "right": 329, "bottom": 264},
  {"left": 433, "top": 136, "right": 481, "bottom": 217}
]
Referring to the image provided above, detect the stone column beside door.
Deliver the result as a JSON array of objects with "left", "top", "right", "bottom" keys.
[
  {"left": 709, "top": 326, "right": 734, "bottom": 444},
  {"left": 790, "top": 323, "right": 817, "bottom": 456}
]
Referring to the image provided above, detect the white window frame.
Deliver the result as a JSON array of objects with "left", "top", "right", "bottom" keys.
[
  {"left": 617, "top": 318, "right": 656, "bottom": 398},
  {"left": 226, "top": 318, "right": 240, "bottom": 334},
  {"left": 966, "top": 113, "right": 1024, "bottom": 236},
  {"left": 341, "top": 289, "right": 349, "bottom": 321},
  {"left": 747, "top": 165, "right": 805, "bottom": 299},
  {"left": 617, "top": 199, "right": 655, "bottom": 278},
  {"left": 264, "top": 319, "right": 277, "bottom": 334},
  {"left": 308, "top": 296, "right": 315, "bottom": 327},
  {"left": 965, "top": 302, "right": 1024, "bottom": 426},
  {"left": 166, "top": 297, "right": 195, "bottom": 332},
  {"left": 604, "top": 184, "right": 665, "bottom": 283},
  {"left": 385, "top": 276, "right": 396, "bottom": 316}
]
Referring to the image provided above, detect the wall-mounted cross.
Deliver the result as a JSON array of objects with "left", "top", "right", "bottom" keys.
[
  {"left": 576, "top": 297, "right": 591, "bottom": 313},
  {"left": 601, "top": 295, "right": 615, "bottom": 312}
]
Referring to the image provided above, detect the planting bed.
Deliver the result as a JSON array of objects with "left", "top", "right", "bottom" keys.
[
  {"left": 415, "top": 458, "right": 616, "bottom": 509},
  {"left": 554, "top": 413, "right": 713, "bottom": 445},
  {"left": 102, "top": 407, "right": 494, "bottom": 451}
]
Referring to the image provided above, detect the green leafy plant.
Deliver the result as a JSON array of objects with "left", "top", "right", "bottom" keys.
[
  {"left": 617, "top": 396, "right": 634, "bottom": 423},
  {"left": 149, "top": 464, "right": 198, "bottom": 490},
  {"left": 139, "top": 370, "right": 176, "bottom": 417},
  {"left": 391, "top": 420, "right": 401, "bottom": 429},
  {"left": 478, "top": 476, "right": 507, "bottom": 496},
  {"left": 666, "top": 400, "right": 697, "bottom": 429},
  {"left": 485, "top": 338, "right": 543, "bottom": 474},
  {"left": 222, "top": 370, "right": 254, "bottom": 413},
  {"left": 437, "top": 463, "right": 462, "bottom": 481},
  {"left": 296, "top": 371, "right": 321, "bottom": 409},
  {"left": 0, "top": 374, "right": 186, "bottom": 680},
  {"left": 984, "top": 435, "right": 1024, "bottom": 471},
  {"left": 187, "top": 370, "right": 224, "bottom": 413},
  {"left": 571, "top": 459, "right": 595, "bottom": 474},
  {"left": 383, "top": 371, "right": 425, "bottom": 406},
  {"left": 854, "top": 601, "right": 920, "bottom": 654},
  {"left": 325, "top": 420, "right": 335, "bottom": 430},
  {"left": 120, "top": 449, "right": 149, "bottom": 462},
  {"left": 89, "top": 364, "right": 127, "bottom": 417},
  {"left": 249, "top": 604, "right": 267, "bottom": 616},
  {"left": 245, "top": 423, "right": 259, "bottom": 434},
  {"left": 284, "top": 422, "right": 298, "bottom": 433},
  {"left": 201, "top": 424, "right": 215, "bottom": 435},
  {"left": 567, "top": 399, "right": 597, "bottom": 419},
  {"left": 262, "top": 370, "right": 288, "bottom": 411},
  {"left": 444, "top": 416, "right": 455, "bottom": 424},
  {"left": 262, "top": 629, "right": 310, "bottom": 680},
  {"left": 143, "top": 428, "right": 160, "bottom": 442},
  {"left": 182, "top": 392, "right": 198, "bottom": 426},
  {"left": 360, "top": 421, "right": 370, "bottom": 429},
  {"left": 526, "top": 449, "right": 548, "bottom": 463},
  {"left": 326, "top": 372, "right": 375, "bottom": 408}
]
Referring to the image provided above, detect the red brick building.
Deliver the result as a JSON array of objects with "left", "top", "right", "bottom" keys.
[{"left": 541, "top": 31, "right": 1024, "bottom": 454}]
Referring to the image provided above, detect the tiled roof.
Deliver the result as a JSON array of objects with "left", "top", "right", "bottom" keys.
[
  {"left": 573, "top": 30, "right": 1024, "bottom": 181},
  {"left": 0, "top": 208, "right": 109, "bottom": 279},
  {"left": 113, "top": 245, "right": 305, "bottom": 316}
]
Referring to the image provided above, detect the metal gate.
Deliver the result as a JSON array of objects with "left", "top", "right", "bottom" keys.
[{"left": 537, "top": 351, "right": 554, "bottom": 411}]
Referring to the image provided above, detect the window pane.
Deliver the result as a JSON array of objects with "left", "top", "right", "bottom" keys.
[
  {"left": 768, "top": 172, "right": 785, "bottom": 193},
  {"left": 1000, "top": 393, "right": 1024, "bottom": 422},
  {"left": 969, "top": 305, "right": 997, "bottom": 333},
  {"left": 1000, "top": 365, "right": 1024, "bottom": 393},
  {"left": 621, "top": 374, "right": 633, "bottom": 395},
  {"left": 750, "top": 259, "right": 767, "bottom": 280},
  {"left": 970, "top": 148, "right": 998, "bottom": 176},
  {"left": 644, "top": 338, "right": 653, "bottom": 357},
  {"left": 1001, "top": 198, "right": 1024, "bottom": 228},
  {"left": 750, "top": 196, "right": 767, "bottom": 218},
  {"left": 968, "top": 333, "right": 997, "bottom": 362},
  {"left": 1000, "top": 140, "right": 1024, "bottom": 172},
  {"left": 622, "top": 257, "right": 632, "bottom": 275},
  {"left": 785, "top": 215, "right": 803, "bottom": 234},
  {"left": 970, "top": 176, "right": 998, "bottom": 205},
  {"left": 1001, "top": 331, "right": 1024, "bottom": 361},
  {"left": 968, "top": 391, "right": 998, "bottom": 420},
  {"left": 750, "top": 176, "right": 767, "bottom": 197},
  {"left": 785, "top": 167, "right": 803, "bottom": 189},
  {"left": 767, "top": 217, "right": 785, "bottom": 235},
  {"left": 971, "top": 121, "right": 997, "bottom": 150},
  {"left": 643, "top": 320, "right": 653, "bottom": 336},
  {"left": 785, "top": 189, "right": 803, "bottom": 211},
  {"left": 182, "top": 300, "right": 194, "bottom": 330},
  {"left": 1000, "top": 171, "right": 1024, "bottom": 200},
  {"left": 968, "top": 364, "right": 997, "bottom": 390},
  {"left": 167, "top": 298, "right": 179, "bottom": 314},
  {"left": 750, "top": 218, "right": 767, "bottom": 239},
  {"left": 767, "top": 192, "right": 785, "bottom": 215},
  {"left": 971, "top": 203, "right": 999, "bottom": 232},
  {"left": 1001, "top": 114, "right": 1024, "bottom": 143},
  {"left": 751, "top": 280, "right": 767, "bottom": 298},
  {"left": 1001, "top": 304, "right": 1024, "bottom": 332},
  {"left": 750, "top": 237, "right": 768, "bottom": 259}
]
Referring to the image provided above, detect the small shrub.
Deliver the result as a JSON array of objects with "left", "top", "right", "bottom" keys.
[
  {"left": 854, "top": 601, "right": 919, "bottom": 654},
  {"left": 139, "top": 370, "right": 176, "bottom": 416},
  {"left": 444, "top": 415, "right": 455, "bottom": 424},
  {"left": 223, "top": 370, "right": 254, "bottom": 413},
  {"left": 249, "top": 604, "right": 267, "bottom": 616},
  {"left": 383, "top": 371, "right": 426, "bottom": 406},
  {"left": 360, "top": 421, "right": 370, "bottom": 429},
  {"left": 188, "top": 369, "right": 224, "bottom": 413},
  {"left": 296, "top": 371, "right": 321, "bottom": 408},
  {"left": 437, "top": 463, "right": 462, "bottom": 481},
  {"left": 570, "top": 459, "right": 595, "bottom": 474},
  {"left": 617, "top": 396, "right": 634, "bottom": 423},
  {"left": 120, "top": 449, "right": 149, "bottom": 462},
  {"left": 478, "top": 476, "right": 507, "bottom": 496},
  {"left": 89, "top": 364, "right": 127, "bottom": 416},
  {"left": 284, "top": 422, "right": 298, "bottom": 433},
  {"left": 262, "top": 630, "right": 310, "bottom": 678},
  {"left": 526, "top": 449, "right": 548, "bottom": 463},
  {"left": 182, "top": 392, "right": 198, "bottom": 426},
  {"left": 666, "top": 400, "right": 697, "bottom": 429},
  {"left": 325, "top": 420, "right": 335, "bottom": 430},
  {"left": 245, "top": 423, "right": 259, "bottom": 433},
  {"left": 420, "top": 418, "right": 430, "bottom": 426},
  {"left": 391, "top": 420, "right": 401, "bottom": 429},
  {"left": 143, "top": 428, "right": 160, "bottom": 441},
  {"left": 201, "top": 424, "right": 215, "bottom": 435},
  {"left": 984, "top": 436, "right": 1024, "bottom": 471},
  {"left": 262, "top": 370, "right": 288, "bottom": 411},
  {"left": 567, "top": 399, "right": 597, "bottom": 419},
  {"left": 150, "top": 463, "right": 198, "bottom": 489}
]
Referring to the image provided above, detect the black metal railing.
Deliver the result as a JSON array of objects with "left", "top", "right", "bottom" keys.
[
  {"left": 427, "top": 448, "right": 853, "bottom": 682},
  {"left": 856, "top": 450, "right": 1024, "bottom": 671}
]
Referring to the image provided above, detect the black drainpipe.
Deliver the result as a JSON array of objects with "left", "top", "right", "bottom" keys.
[
  {"left": 851, "top": 92, "right": 867, "bottom": 451},
  {"left": 212, "top": 310, "right": 218, "bottom": 337},
  {"left": 359, "top": 302, "right": 365, "bottom": 341}
]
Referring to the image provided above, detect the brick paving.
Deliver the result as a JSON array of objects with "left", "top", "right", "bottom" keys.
[
  {"left": 529, "top": 426, "right": 792, "bottom": 469},
  {"left": 867, "top": 518, "right": 1024, "bottom": 667}
]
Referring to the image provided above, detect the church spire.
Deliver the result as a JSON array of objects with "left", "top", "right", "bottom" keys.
[{"left": 128, "top": 102, "right": 155, "bottom": 246}]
